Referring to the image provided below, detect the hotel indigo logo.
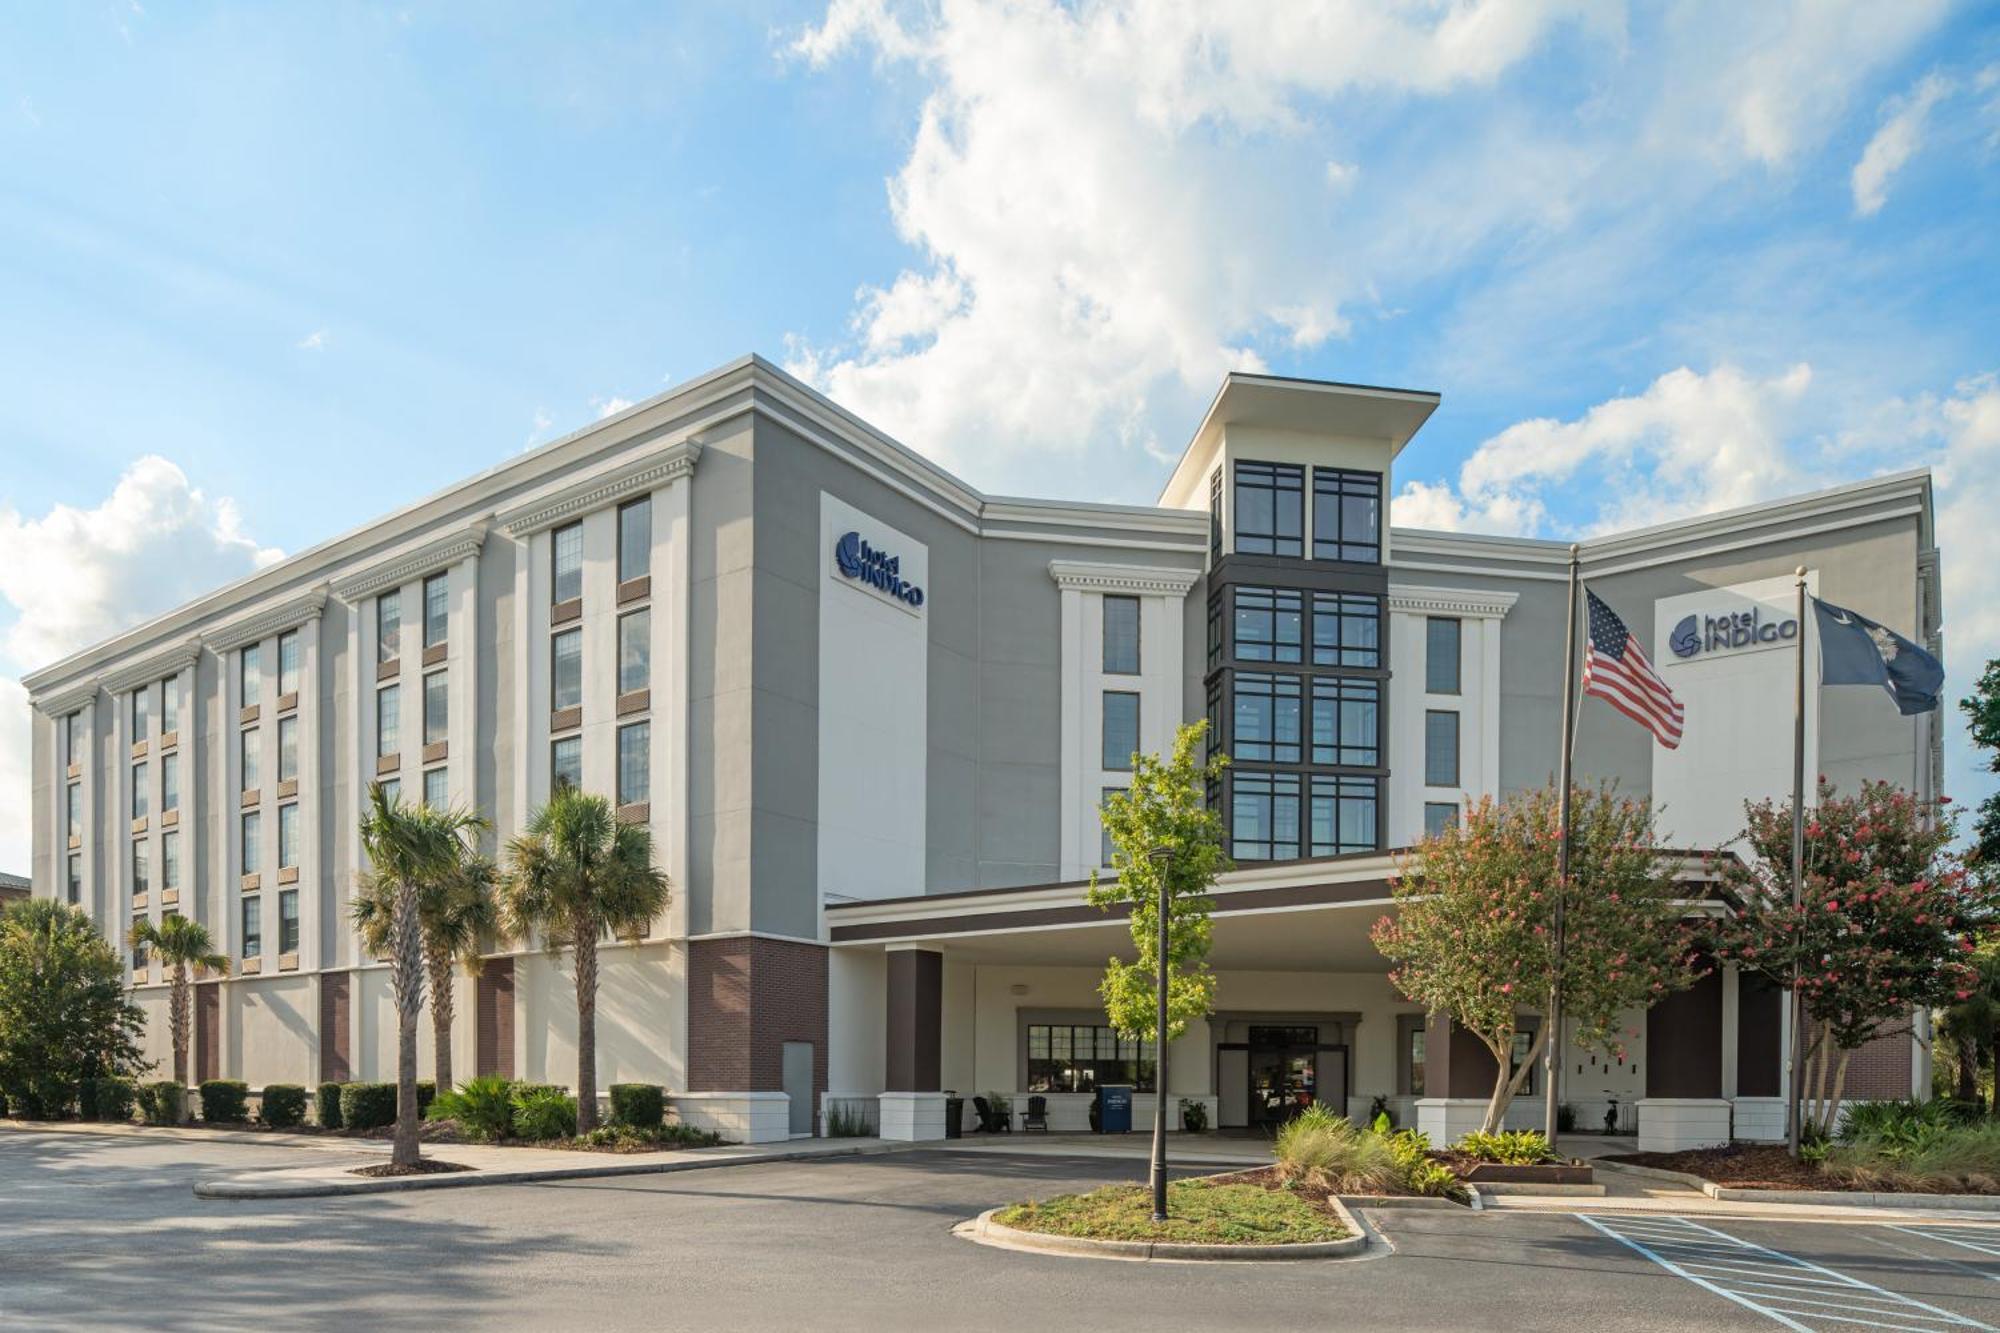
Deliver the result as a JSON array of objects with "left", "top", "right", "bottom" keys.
[
  {"left": 834, "top": 530, "right": 925, "bottom": 608},
  {"left": 1668, "top": 607, "right": 1797, "bottom": 660}
]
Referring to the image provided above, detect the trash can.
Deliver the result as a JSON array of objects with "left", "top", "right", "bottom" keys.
[
  {"left": 944, "top": 1095, "right": 965, "bottom": 1139},
  {"left": 1097, "top": 1084, "right": 1134, "bottom": 1135}
]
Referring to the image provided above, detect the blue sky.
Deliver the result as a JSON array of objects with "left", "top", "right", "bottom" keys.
[{"left": 2, "top": 1, "right": 1998, "bottom": 867}]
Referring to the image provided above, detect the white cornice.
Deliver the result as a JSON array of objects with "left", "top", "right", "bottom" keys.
[
  {"left": 36, "top": 680, "right": 100, "bottom": 716},
  {"left": 98, "top": 639, "right": 203, "bottom": 695},
  {"left": 1048, "top": 559, "right": 1203, "bottom": 597},
  {"left": 331, "top": 522, "right": 490, "bottom": 602},
  {"left": 1388, "top": 585, "right": 1519, "bottom": 620},
  {"left": 206, "top": 587, "right": 328, "bottom": 652},
  {"left": 495, "top": 441, "right": 701, "bottom": 537}
]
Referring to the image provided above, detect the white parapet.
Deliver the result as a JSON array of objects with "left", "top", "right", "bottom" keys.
[
  {"left": 674, "top": 1091, "right": 792, "bottom": 1144},
  {"left": 1637, "top": 1098, "right": 1732, "bottom": 1152},
  {"left": 879, "top": 1091, "right": 948, "bottom": 1141},
  {"left": 1731, "top": 1096, "right": 1787, "bottom": 1143}
]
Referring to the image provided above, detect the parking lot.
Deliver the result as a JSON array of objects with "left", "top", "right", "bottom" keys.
[{"left": 4, "top": 1130, "right": 2000, "bottom": 1331}]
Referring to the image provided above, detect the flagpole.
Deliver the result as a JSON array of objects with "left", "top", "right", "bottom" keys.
[
  {"left": 1786, "top": 566, "right": 1808, "bottom": 1160},
  {"left": 1544, "top": 543, "right": 1580, "bottom": 1148}
]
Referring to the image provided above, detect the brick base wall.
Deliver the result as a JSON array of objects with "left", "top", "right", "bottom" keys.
[{"left": 688, "top": 937, "right": 827, "bottom": 1128}]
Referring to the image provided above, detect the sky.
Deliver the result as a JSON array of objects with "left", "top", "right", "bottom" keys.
[{"left": 2, "top": 1, "right": 1998, "bottom": 873}]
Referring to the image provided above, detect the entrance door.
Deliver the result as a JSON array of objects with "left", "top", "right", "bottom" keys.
[
  {"left": 1250, "top": 1047, "right": 1318, "bottom": 1126},
  {"left": 782, "top": 1041, "right": 814, "bottom": 1136}
]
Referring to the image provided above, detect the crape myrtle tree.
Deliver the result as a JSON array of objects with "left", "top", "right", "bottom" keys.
[
  {"left": 1373, "top": 783, "right": 1703, "bottom": 1136},
  {"left": 0, "top": 900, "right": 148, "bottom": 1117},
  {"left": 1716, "top": 779, "right": 1999, "bottom": 1139},
  {"left": 126, "top": 915, "right": 228, "bottom": 1091}
]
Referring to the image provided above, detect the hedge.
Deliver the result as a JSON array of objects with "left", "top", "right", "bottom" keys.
[
  {"left": 416, "top": 1080, "right": 437, "bottom": 1119},
  {"left": 140, "top": 1081, "right": 185, "bottom": 1124},
  {"left": 94, "top": 1077, "right": 137, "bottom": 1123},
  {"left": 609, "top": 1083, "right": 664, "bottom": 1131},
  {"left": 260, "top": 1084, "right": 308, "bottom": 1129},
  {"left": 200, "top": 1080, "right": 250, "bottom": 1123},
  {"left": 340, "top": 1082, "right": 397, "bottom": 1131},
  {"left": 317, "top": 1082, "right": 344, "bottom": 1129}
]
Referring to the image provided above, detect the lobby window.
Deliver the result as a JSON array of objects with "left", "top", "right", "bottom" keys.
[
  {"left": 618, "top": 610, "right": 650, "bottom": 695},
  {"left": 131, "top": 761, "right": 148, "bottom": 820},
  {"left": 552, "top": 629, "right": 583, "bottom": 712},
  {"left": 551, "top": 736, "right": 583, "bottom": 791},
  {"left": 66, "top": 853, "right": 81, "bottom": 905},
  {"left": 1424, "top": 802, "right": 1459, "bottom": 838},
  {"left": 1312, "top": 592, "right": 1381, "bottom": 668},
  {"left": 377, "top": 590, "right": 401, "bottom": 664},
  {"left": 241, "top": 728, "right": 260, "bottom": 792},
  {"left": 1100, "top": 787, "right": 1124, "bottom": 868},
  {"left": 617, "top": 722, "right": 650, "bottom": 807},
  {"left": 1309, "top": 774, "right": 1378, "bottom": 855},
  {"left": 160, "top": 676, "right": 178, "bottom": 734},
  {"left": 67, "top": 782, "right": 81, "bottom": 841},
  {"left": 1424, "top": 710, "right": 1460, "bottom": 788},
  {"left": 241, "top": 896, "right": 262, "bottom": 960},
  {"left": 279, "top": 889, "right": 300, "bottom": 954},
  {"left": 131, "top": 686, "right": 149, "bottom": 741},
  {"left": 1101, "top": 691, "right": 1139, "bottom": 772},
  {"left": 278, "top": 629, "right": 301, "bottom": 696},
  {"left": 1311, "top": 467, "right": 1382, "bottom": 563},
  {"left": 1232, "top": 672, "right": 1302, "bottom": 763},
  {"left": 377, "top": 686, "right": 400, "bottom": 759},
  {"left": 278, "top": 803, "right": 299, "bottom": 871},
  {"left": 161, "top": 752, "right": 179, "bottom": 813},
  {"left": 1426, "top": 617, "right": 1461, "bottom": 694},
  {"left": 278, "top": 716, "right": 298, "bottom": 784},
  {"left": 1311, "top": 677, "right": 1379, "bottom": 767},
  {"left": 552, "top": 522, "right": 584, "bottom": 604},
  {"left": 618, "top": 496, "right": 651, "bottom": 585},
  {"left": 1232, "top": 771, "right": 1301, "bottom": 861},
  {"left": 241, "top": 644, "right": 262, "bottom": 706},
  {"left": 424, "top": 671, "right": 448, "bottom": 746},
  {"left": 423, "top": 765, "right": 448, "bottom": 811},
  {"left": 1233, "top": 586, "right": 1303, "bottom": 663},
  {"left": 424, "top": 573, "right": 449, "bottom": 650},
  {"left": 1026, "top": 1024, "right": 1155, "bottom": 1093},
  {"left": 132, "top": 840, "right": 149, "bottom": 895},
  {"left": 1102, "top": 595, "right": 1140, "bottom": 675},
  {"left": 162, "top": 830, "right": 179, "bottom": 892},
  {"left": 1233, "top": 461, "right": 1304, "bottom": 557},
  {"left": 241, "top": 810, "right": 262, "bottom": 873}
]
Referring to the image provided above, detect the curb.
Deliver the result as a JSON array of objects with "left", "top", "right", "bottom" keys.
[
  {"left": 965, "top": 1196, "right": 1369, "bottom": 1262},
  {"left": 1591, "top": 1158, "right": 2000, "bottom": 1213},
  {"left": 1338, "top": 1193, "right": 1467, "bottom": 1210},
  {"left": 1475, "top": 1181, "right": 1607, "bottom": 1198}
]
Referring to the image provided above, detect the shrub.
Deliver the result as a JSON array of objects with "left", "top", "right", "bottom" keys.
[
  {"left": 260, "top": 1084, "right": 308, "bottom": 1129},
  {"left": 94, "top": 1077, "right": 137, "bottom": 1123},
  {"left": 824, "top": 1102, "right": 871, "bottom": 1138},
  {"left": 1272, "top": 1103, "right": 1397, "bottom": 1193},
  {"left": 428, "top": 1074, "right": 515, "bottom": 1141},
  {"left": 572, "top": 1121, "right": 728, "bottom": 1150},
  {"left": 657, "top": 1121, "right": 727, "bottom": 1148},
  {"left": 1825, "top": 1120, "right": 2000, "bottom": 1192},
  {"left": 1455, "top": 1130, "right": 1556, "bottom": 1165},
  {"left": 316, "top": 1082, "right": 344, "bottom": 1129},
  {"left": 1556, "top": 1104, "right": 1577, "bottom": 1134},
  {"left": 339, "top": 1082, "right": 397, "bottom": 1131},
  {"left": 511, "top": 1084, "right": 579, "bottom": 1141},
  {"left": 200, "top": 1080, "right": 250, "bottom": 1123},
  {"left": 77, "top": 1076, "right": 100, "bottom": 1121},
  {"left": 609, "top": 1083, "right": 664, "bottom": 1132},
  {"left": 1838, "top": 1098, "right": 1978, "bottom": 1146},
  {"left": 416, "top": 1080, "right": 437, "bottom": 1119},
  {"left": 140, "top": 1081, "right": 185, "bottom": 1124}
]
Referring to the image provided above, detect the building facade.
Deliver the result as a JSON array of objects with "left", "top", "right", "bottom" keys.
[{"left": 25, "top": 357, "right": 1941, "bottom": 1147}]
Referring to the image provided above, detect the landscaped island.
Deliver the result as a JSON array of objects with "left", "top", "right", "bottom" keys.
[{"left": 996, "top": 1179, "right": 1349, "bottom": 1246}]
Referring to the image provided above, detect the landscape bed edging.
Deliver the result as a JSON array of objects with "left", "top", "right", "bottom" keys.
[
  {"left": 1592, "top": 1157, "right": 2000, "bottom": 1211},
  {"left": 966, "top": 1195, "right": 1370, "bottom": 1262}
]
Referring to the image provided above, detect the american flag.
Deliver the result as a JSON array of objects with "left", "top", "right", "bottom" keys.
[{"left": 1582, "top": 589, "right": 1684, "bottom": 748}]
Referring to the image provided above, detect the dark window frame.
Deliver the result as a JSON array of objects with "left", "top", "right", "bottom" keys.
[
  {"left": 618, "top": 496, "right": 652, "bottom": 585},
  {"left": 551, "top": 628, "right": 583, "bottom": 712},
  {"left": 1309, "top": 773, "right": 1380, "bottom": 855},
  {"left": 1025, "top": 1022, "right": 1157, "bottom": 1093},
  {"left": 617, "top": 721, "right": 650, "bottom": 807},
  {"left": 1311, "top": 675, "right": 1380, "bottom": 767},
  {"left": 1231, "top": 770, "right": 1302, "bottom": 861},
  {"left": 1426, "top": 617, "right": 1462, "bottom": 695},
  {"left": 1101, "top": 691, "right": 1140, "bottom": 772},
  {"left": 552, "top": 521, "right": 584, "bottom": 605},
  {"left": 1424, "top": 710, "right": 1461, "bottom": 788},
  {"left": 1232, "top": 460, "right": 1304, "bottom": 557},
  {"left": 277, "top": 628, "right": 301, "bottom": 696},
  {"left": 1312, "top": 591, "right": 1382, "bottom": 668},
  {"left": 1102, "top": 595, "right": 1141, "bottom": 675},
  {"left": 618, "top": 609, "right": 651, "bottom": 696},
  {"left": 377, "top": 590, "right": 401, "bottom": 664},
  {"left": 1231, "top": 672, "right": 1303, "bottom": 764},
  {"left": 278, "top": 889, "right": 300, "bottom": 954},
  {"left": 551, "top": 736, "right": 583, "bottom": 792},
  {"left": 423, "top": 573, "right": 450, "bottom": 650},
  {"left": 1311, "top": 467, "right": 1382, "bottom": 563}
]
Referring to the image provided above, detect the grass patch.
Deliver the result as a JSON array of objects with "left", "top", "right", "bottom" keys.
[{"left": 994, "top": 1178, "right": 1348, "bottom": 1246}]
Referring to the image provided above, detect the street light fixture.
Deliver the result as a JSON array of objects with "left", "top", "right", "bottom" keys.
[{"left": 1146, "top": 843, "right": 1174, "bottom": 1224}]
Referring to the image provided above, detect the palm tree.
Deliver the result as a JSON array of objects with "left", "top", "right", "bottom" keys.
[
  {"left": 499, "top": 786, "right": 670, "bottom": 1133},
  {"left": 126, "top": 915, "right": 228, "bottom": 1097},
  {"left": 353, "top": 844, "right": 497, "bottom": 1093},
  {"left": 356, "top": 781, "right": 485, "bottom": 1167}
]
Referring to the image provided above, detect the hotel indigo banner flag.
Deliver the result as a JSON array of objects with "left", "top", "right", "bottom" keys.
[{"left": 1811, "top": 597, "right": 1943, "bottom": 715}]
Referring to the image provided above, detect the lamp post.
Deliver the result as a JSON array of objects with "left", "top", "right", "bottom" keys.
[{"left": 1147, "top": 843, "right": 1174, "bottom": 1224}]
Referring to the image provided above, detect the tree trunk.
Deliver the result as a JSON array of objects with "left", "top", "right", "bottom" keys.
[
  {"left": 1818, "top": 1048, "right": 1853, "bottom": 1140},
  {"left": 574, "top": 912, "right": 599, "bottom": 1134},
  {"left": 427, "top": 947, "right": 455, "bottom": 1093},
  {"left": 169, "top": 964, "right": 190, "bottom": 1091},
  {"left": 1477, "top": 1025, "right": 1545, "bottom": 1135},
  {"left": 1809, "top": 1035, "right": 1831, "bottom": 1137},
  {"left": 389, "top": 878, "right": 427, "bottom": 1168},
  {"left": 1960, "top": 1037, "right": 1981, "bottom": 1104},
  {"left": 1992, "top": 1031, "right": 2000, "bottom": 1117}
]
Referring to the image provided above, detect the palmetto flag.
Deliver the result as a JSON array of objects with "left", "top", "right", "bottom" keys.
[
  {"left": 1582, "top": 590, "right": 1685, "bottom": 748},
  {"left": 1811, "top": 597, "right": 1943, "bottom": 715}
]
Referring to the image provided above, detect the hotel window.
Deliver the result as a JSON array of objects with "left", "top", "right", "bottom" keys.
[
  {"left": 1309, "top": 775, "right": 1378, "bottom": 855},
  {"left": 1102, "top": 596, "right": 1140, "bottom": 675},
  {"left": 1026, "top": 1024, "right": 1155, "bottom": 1093},
  {"left": 1405, "top": 1024, "right": 1426, "bottom": 1097},
  {"left": 131, "top": 686, "right": 149, "bottom": 741},
  {"left": 278, "top": 803, "right": 299, "bottom": 871},
  {"left": 241, "top": 896, "right": 262, "bottom": 960},
  {"left": 618, "top": 496, "right": 651, "bottom": 585},
  {"left": 278, "top": 629, "right": 301, "bottom": 696},
  {"left": 160, "top": 676, "right": 178, "bottom": 734},
  {"left": 1208, "top": 468, "right": 1223, "bottom": 559},
  {"left": 1232, "top": 672, "right": 1302, "bottom": 763},
  {"left": 377, "top": 590, "right": 401, "bottom": 664},
  {"left": 132, "top": 840, "right": 149, "bottom": 895},
  {"left": 241, "top": 643, "right": 262, "bottom": 706},
  {"left": 1206, "top": 593, "right": 1224, "bottom": 670},
  {"left": 241, "top": 810, "right": 262, "bottom": 873},
  {"left": 1310, "top": 677, "right": 1379, "bottom": 767},
  {"left": 551, "top": 736, "right": 583, "bottom": 791},
  {"left": 162, "top": 830, "right": 179, "bottom": 892},
  {"left": 64, "top": 710, "right": 80, "bottom": 768},
  {"left": 161, "top": 752, "right": 179, "bottom": 813},
  {"left": 1311, "top": 467, "right": 1382, "bottom": 563},
  {"left": 1100, "top": 787, "right": 1124, "bottom": 868},
  {"left": 617, "top": 722, "right": 650, "bottom": 807},
  {"left": 131, "top": 761, "right": 148, "bottom": 820},
  {"left": 1101, "top": 691, "right": 1139, "bottom": 772},
  {"left": 1510, "top": 1028, "right": 1537, "bottom": 1095},
  {"left": 424, "top": 671, "right": 448, "bottom": 745},
  {"left": 423, "top": 765, "right": 448, "bottom": 810},
  {"left": 66, "top": 853, "right": 81, "bottom": 905},
  {"left": 240, "top": 728, "right": 260, "bottom": 792},
  {"left": 279, "top": 889, "right": 300, "bottom": 954},
  {"left": 552, "top": 521, "right": 584, "bottom": 604},
  {"left": 277, "top": 716, "right": 298, "bottom": 784},
  {"left": 376, "top": 685, "right": 400, "bottom": 759},
  {"left": 423, "top": 573, "right": 449, "bottom": 650},
  {"left": 1233, "top": 461, "right": 1303, "bottom": 557},
  {"left": 1424, "top": 802, "right": 1459, "bottom": 837},
  {"left": 1424, "top": 711, "right": 1460, "bottom": 788},
  {"left": 1426, "top": 617, "right": 1461, "bottom": 694},
  {"left": 1231, "top": 771, "right": 1301, "bottom": 861},
  {"left": 1233, "top": 586, "right": 1304, "bottom": 663},
  {"left": 618, "top": 610, "right": 651, "bottom": 695},
  {"left": 67, "top": 782, "right": 81, "bottom": 841},
  {"left": 379, "top": 777, "right": 401, "bottom": 808},
  {"left": 552, "top": 629, "right": 582, "bottom": 712},
  {"left": 132, "top": 918, "right": 148, "bottom": 972},
  {"left": 1312, "top": 592, "right": 1381, "bottom": 668}
]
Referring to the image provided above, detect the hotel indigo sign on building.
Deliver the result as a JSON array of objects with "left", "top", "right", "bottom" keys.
[
  {"left": 834, "top": 530, "right": 926, "bottom": 609},
  {"left": 1668, "top": 606, "right": 1799, "bottom": 660}
]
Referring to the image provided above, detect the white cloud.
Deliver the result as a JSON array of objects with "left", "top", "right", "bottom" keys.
[
  {"left": 1851, "top": 72, "right": 1953, "bottom": 216},
  {"left": 296, "top": 328, "right": 328, "bottom": 350},
  {"left": 592, "top": 395, "right": 635, "bottom": 420}
]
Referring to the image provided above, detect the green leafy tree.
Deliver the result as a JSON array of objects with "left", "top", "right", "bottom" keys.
[
  {"left": 0, "top": 900, "right": 148, "bottom": 1117},
  {"left": 354, "top": 843, "right": 497, "bottom": 1092},
  {"left": 126, "top": 915, "right": 228, "bottom": 1090},
  {"left": 499, "top": 787, "right": 671, "bottom": 1134},
  {"left": 1087, "top": 722, "right": 1230, "bottom": 1047},
  {"left": 1960, "top": 661, "right": 2000, "bottom": 868},
  {"left": 1718, "top": 779, "right": 1999, "bottom": 1138},
  {"left": 1373, "top": 784, "right": 1703, "bottom": 1135},
  {"left": 1934, "top": 945, "right": 2000, "bottom": 1106},
  {"left": 356, "top": 782, "right": 486, "bottom": 1167}
]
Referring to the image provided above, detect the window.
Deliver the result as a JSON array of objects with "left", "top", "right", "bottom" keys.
[
  {"left": 423, "top": 765, "right": 449, "bottom": 810},
  {"left": 379, "top": 777, "right": 400, "bottom": 808},
  {"left": 552, "top": 521, "right": 584, "bottom": 603},
  {"left": 240, "top": 728, "right": 260, "bottom": 792},
  {"left": 64, "top": 711, "right": 80, "bottom": 768},
  {"left": 1233, "top": 460, "right": 1304, "bottom": 557},
  {"left": 132, "top": 840, "right": 149, "bottom": 895},
  {"left": 1232, "top": 587, "right": 1304, "bottom": 663},
  {"left": 1101, "top": 692, "right": 1139, "bottom": 771},
  {"left": 1407, "top": 1024, "right": 1427, "bottom": 1098},
  {"left": 1232, "top": 673, "right": 1302, "bottom": 763},
  {"left": 278, "top": 629, "right": 301, "bottom": 696},
  {"left": 66, "top": 853, "right": 81, "bottom": 905},
  {"left": 1312, "top": 592, "right": 1381, "bottom": 668},
  {"left": 551, "top": 736, "right": 583, "bottom": 791},
  {"left": 552, "top": 629, "right": 582, "bottom": 711},
  {"left": 424, "top": 573, "right": 449, "bottom": 649},
  {"left": 131, "top": 761, "right": 148, "bottom": 820},
  {"left": 161, "top": 753, "right": 179, "bottom": 813},
  {"left": 424, "top": 671, "right": 448, "bottom": 746},
  {"left": 279, "top": 889, "right": 300, "bottom": 954},
  {"left": 1309, "top": 775, "right": 1378, "bottom": 855},
  {"left": 277, "top": 716, "right": 298, "bottom": 784},
  {"left": 1100, "top": 787, "right": 1124, "bottom": 868},
  {"left": 241, "top": 810, "right": 262, "bottom": 873},
  {"left": 1424, "top": 802, "right": 1459, "bottom": 837},
  {"left": 618, "top": 610, "right": 651, "bottom": 695},
  {"left": 1311, "top": 676, "right": 1379, "bottom": 767},
  {"left": 67, "top": 782, "right": 81, "bottom": 840},
  {"left": 376, "top": 685, "right": 400, "bottom": 759},
  {"left": 131, "top": 687, "right": 149, "bottom": 741},
  {"left": 1510, "top": 1028, "right": 1537, "bottom": 1095},
  {"left": 1102, "top": 596, "right": 1140, "bottom": 674},
  {"left": 162, "top": 830, "right": 179, "bottom": 892},
  {"left": 1232, "top": 771, "right": 1301, "bottom": 861},
  {"left": 278, "top": 803, "right": 299, "bottom": 870},
  {"left": 1312, "top": 467, "right": 1382, "bottom": 563},
  {"left": 160, "top": 676, "right": 178, "bottom": 734},
  {"left": 377, "top": 590, "right": 401, "bottom": 664},
  {"left": 132, "top": 917, "right": 148, "bottom": 972},
  {"left": 1424, "top": 710, "right": 1460, "bottom": 788},
  {"left": 1026, "top": 1023, "right": 1155, "bottom": 1093},
  {"left": 618, "top": 722, "right": 650, "bottom": 807},
  {"left": 1426, "top": 617, "right": 1461, "bottom": 694},
  {"left": 241, "top": 644, "right": 262, "bottom": 705},
  {"left": 241, "top": 896, "right": 262, "bottom": 960},
  {"left": 618, "top": 496, "right": 651, "bottom": 585}
]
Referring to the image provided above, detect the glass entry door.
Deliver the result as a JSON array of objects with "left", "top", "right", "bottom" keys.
[{"left": 1247, "top": 1025, "right": 1320, "bottom": 1127}]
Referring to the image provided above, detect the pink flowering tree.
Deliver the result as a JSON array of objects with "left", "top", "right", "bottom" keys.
[
  {"left": 1373, "top": 784, "right": 1703, "bottom": 1135},
  {"left": 1716, "top": 779, "right": 1998, "bottom": 1138}
]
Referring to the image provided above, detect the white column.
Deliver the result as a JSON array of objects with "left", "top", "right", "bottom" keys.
[
  {"left": 1056, "top": 586, "right": 1084, "bottom": 878},
  {"left": 657, "top": 475, "right": 692, "bottom": 941},
  {"left": 450, "top": 553, "right": 478, "bottom": 811},
  {"left": 512, "top": 535, "right": 536, "bottom": 831},
  {"left": 300, "top": 616, "right": 322, "bottom": 972}
]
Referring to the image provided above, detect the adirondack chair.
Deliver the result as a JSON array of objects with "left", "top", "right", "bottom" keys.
[{"left": 1022, "top": 1095, "right": 1049, "bottom": 1133}]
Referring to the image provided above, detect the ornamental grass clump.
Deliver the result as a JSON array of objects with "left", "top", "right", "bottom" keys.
[
  {"left": 1824, "top": 1114, "right": 2000, "bottom": 1193},
  {"left": 1271, "top": 1103, "right": 1397, "bottom": 1194}
]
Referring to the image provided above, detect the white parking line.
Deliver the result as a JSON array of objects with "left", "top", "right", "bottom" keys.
[
  {"left": 1579, "top": 1213, "right": 1995, "bottom": 1332},
  {"left": 1893, "top": 1227, "right": 2000, "bottom": 1267}
]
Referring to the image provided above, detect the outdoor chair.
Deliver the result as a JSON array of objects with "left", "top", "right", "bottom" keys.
[
  {"left": 972, "top": 1097, "right": 1012, "bottom": 1133},
  {"left": 1023, "top": 1095, "right": 1049, "bottom": 1133}
]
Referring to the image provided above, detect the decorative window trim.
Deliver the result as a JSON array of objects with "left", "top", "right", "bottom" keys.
[
  {"left": 332, "top": 523, "right": 488, "bottom": 603},
  {"left": 98, "top": 640, "right": 201, "bottom": 696},
  {"left": 1387, "top": 585, "right": 1518, "bottom": 620},
  {"left": 1047, "top": 560, "right": 1201, "bottom": 597},
  {"left": 208, "top": 587, "right": 328, "bottom": 652},
  {"left": 497, "top": 442, "right": 701, "bottom": 536}
]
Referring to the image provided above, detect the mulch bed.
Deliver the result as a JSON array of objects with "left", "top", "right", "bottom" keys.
[
  {"left": 1606, "top": 1144, "right": 1858, "bottom": 1191},
  {"left": 352, "top": 1159, "right": 476, "bottom": 1178}
]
